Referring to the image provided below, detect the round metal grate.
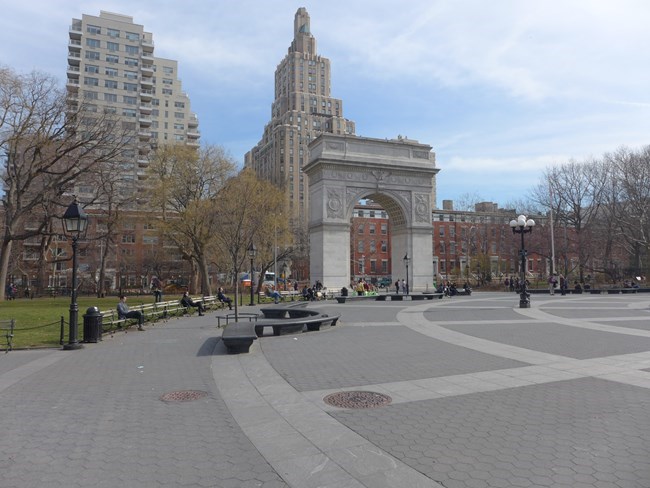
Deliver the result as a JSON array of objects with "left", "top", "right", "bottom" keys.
[
  {"left": 323, "top": 391, "right": 392, "bottom": 409},
  {"left": 160, "top": 390, "right": 208, "bottom": 402}
]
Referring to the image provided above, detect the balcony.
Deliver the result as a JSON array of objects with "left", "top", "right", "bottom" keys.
[
  {"left": 140, "top": 78, "right": 153, "bottom": 87},
  {"left": 186, "top": 140, "right": 200, "bottom": 147},
  {"left": 66, "top": 79, "right": 80, "bottom": 91},
  {"left": 188, "top": 115, "right": 199, "bottom": 127},
  {"left": 137, "top": 158, "right": 149, "bottom": 167},
  {"left": 140, "top": 65, "right": 154, "bottom": 76},
  {"left": 187, "top": 130, "right": 200, "bottom": 139},
  {"left": 66, "top": 66, "right": 80, "bottom": 78},
  {"left": 139, "top": 103, "right": 152, "bottom": 114},
  {"left": 141, "top": 39, "right": 154, "bottom": 52},
  {"left": 138, "top": 116, "right": 152, "bottom": 126},
  {"left": 138, "top": 130, "right": 151, "bottom": 140},
  {"left": 69, "top": 21, "right": 82, "bottom": 39},
  {"left": 139, "top": 88, "right": 153, "bottom": 100},
  {"left": 67, "top": 52, "right": 81, "bottom": 66},
  {"left": 68, "top": 39, "right": 81, "bottom": 50},
  {"left": 141, "top": 53, "right": 154, "bottom": 62}
]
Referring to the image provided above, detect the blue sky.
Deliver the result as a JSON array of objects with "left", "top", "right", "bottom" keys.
[{"left": 2, "top": 1, "right": 649, "bottom": 208}]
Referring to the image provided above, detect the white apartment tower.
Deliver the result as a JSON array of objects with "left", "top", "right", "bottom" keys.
[
  {"left": 245, "top": 8, "right": 356, "bottom": 227},
  {"left": 66, "top": 11, "right": 200, "bottom": 197}
]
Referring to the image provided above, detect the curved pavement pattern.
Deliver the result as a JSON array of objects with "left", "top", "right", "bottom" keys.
[{"left": 1, "top": 292, "right": 649, "bottom": 487}]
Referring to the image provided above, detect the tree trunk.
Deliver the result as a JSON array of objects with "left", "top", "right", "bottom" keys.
[
  {"left": 198, "top": 253, "right": 212, "bottom": 296},
  {"left": 0, "top": 238, "right": 13, "bottom": 301}
]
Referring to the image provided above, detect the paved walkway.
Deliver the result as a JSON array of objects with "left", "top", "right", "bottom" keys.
[{"left": 1, "top": 292, "right": 649, "bottom": 487}]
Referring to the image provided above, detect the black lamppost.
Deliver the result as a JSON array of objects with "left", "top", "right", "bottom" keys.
[
  {"left": 62, "top": 198, "right": 88, "bottom": 350},
  {"left": 510, "top": 214, "right": 535, "bottom": 308},
  {"left": 247, "top": 243, "right": 256, "bottom": 306},
  {"left": 403, "top": 253, "right": 410, "bottom": 295}
]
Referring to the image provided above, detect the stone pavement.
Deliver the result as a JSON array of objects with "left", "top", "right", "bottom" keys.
[{"left": 1, "top": 292, "right": 650, "bottom": 487}]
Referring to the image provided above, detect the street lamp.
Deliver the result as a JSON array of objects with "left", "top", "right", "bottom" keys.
[
  {"left": 62, "top": 198, "right": 88, "bottom": 350},
  {"left": 403, "top": 253, "right": 410, "bottom": 295},
  {"left": 247, "top": 243, "right": 256, "bottom": 306},
  {"left": 510, "top": 214, "right": 535, "bottom": 308}
]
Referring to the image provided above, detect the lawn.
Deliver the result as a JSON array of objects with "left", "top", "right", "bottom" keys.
[{"left": 0, "top": 293, "right": 178, "bottom": 350}]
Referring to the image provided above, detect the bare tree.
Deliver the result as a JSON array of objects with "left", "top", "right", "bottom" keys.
[
  {"left": 147, "top": 143, "right": 237, "bottom": 295},
  {"left": 0, "top": 67, "right": 128, "bottom": 299}
]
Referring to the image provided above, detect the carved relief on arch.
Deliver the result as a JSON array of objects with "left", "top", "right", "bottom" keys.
[
  {"left": 326, "top": 188, "right": 345, "bottom": 219},
  {"left": 414, "top": 192, "right": 431, "bottom": 223}
]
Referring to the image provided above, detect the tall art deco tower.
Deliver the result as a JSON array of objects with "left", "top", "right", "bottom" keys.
[{"left": 245, "top": 8, "right": 356, "bottom": 229}]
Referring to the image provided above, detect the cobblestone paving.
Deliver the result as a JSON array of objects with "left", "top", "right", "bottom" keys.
[
  {"left": 438, "top": 321, "right": 650, "bottom": 359},
  {"left": 330, "top": 376, "right": 650, "bottom": 488},
  {"left": 260, "top": 325, "right": 527, "bottom": 391},
  {"left": 0, "top": 320, "right": 287, "bottom": 488}
]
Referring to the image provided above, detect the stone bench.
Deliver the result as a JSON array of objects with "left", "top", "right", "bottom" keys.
[
  {"left": 335, "top": 295, "right": 379, "bottom": 303},
  {"left": 254, "top": 313, "right": 340, "bottom": 337},
  {"left": 221, "top": 322, "right": 257, "bottom": 354}
]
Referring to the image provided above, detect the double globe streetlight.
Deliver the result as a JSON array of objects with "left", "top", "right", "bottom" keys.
[{"left": 509, "top": 214, "right": 535, "bottom": 308}]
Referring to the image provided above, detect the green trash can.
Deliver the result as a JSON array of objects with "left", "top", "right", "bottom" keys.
[{"left": 83, "top": 307, "right": 103, "bottom": 343}]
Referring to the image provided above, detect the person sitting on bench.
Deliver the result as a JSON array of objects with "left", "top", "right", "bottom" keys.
[
  {"left": 180, "top": 292, "right": 205, "bottom": 316},
  {"left": 117, "top": 295, "right": 144, "bottom": 330},
  {"left": 217, "top": 287, "right": 233, "bottom": 310}
]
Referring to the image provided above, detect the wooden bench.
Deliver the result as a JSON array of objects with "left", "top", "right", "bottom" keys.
[
  {"left": 254, "top": 312, "right": 340, "bottom": 337},
  {"left": 221, "top": 322, "right": 257, "bottom": 354}
]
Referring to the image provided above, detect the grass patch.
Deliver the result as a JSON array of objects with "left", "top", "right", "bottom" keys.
[{"left": 0, "top": 294, "right": 179, "bottom": 350}]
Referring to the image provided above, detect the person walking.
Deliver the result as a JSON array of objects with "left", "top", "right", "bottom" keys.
[
  {"left": 117, "top": 295, "right": 145, "bottom": 330},
  {"left": 548, "top": 274, "right": 557, "bottom": 295}
]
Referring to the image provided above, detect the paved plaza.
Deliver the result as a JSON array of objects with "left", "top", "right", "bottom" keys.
[{"left": 1, "top": 292, "right": 649, "bottom": 487}]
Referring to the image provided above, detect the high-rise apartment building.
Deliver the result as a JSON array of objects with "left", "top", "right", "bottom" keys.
[
  {"left": 245, "top": 8, "right": 356, "bottom": 227},
  {"left": 66, "top": 11, "right": 200, "bottom": 198}
]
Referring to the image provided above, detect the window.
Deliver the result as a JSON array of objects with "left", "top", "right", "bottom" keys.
[
  {"left": 85, "top": 51, "right": 100, "bottom": 60},
  {"left": 174, "top": 134, "right": 185, "bottom": 141},
  {"left": 162, "top": 88, "right": 172, "bottom": 95},
  {"left": 107, "top": 41, "right": 119, "bottom": 52},
  {"left": 174, "top": 112, "right": 184, "bottom": 119},
  {"left": 105, "top": 67, "right": 118, "bottom": 76},
  {"left": 84, "top": 77, "right": 98, "bottom": 86},
  {"left": 440, "top": 242, "right": 446, "bottom": 253},
  {"left": 84, "top": 65, "right": 99, "bottom": 74},
  {"left": 370, "top": 240, "right": 376, "bottom": 253},
  {"left": 369, "top": 224, "right": 376, "bottom": 235},
  {"left": 174, "top": 101, "right": 185, "bottom": 108},
  {"left": 123, "top": 95, "right": 137, "bottom": 104},
  {"left": 86, "top": 38, "right": 100, "bottom": 48},
  {"left": 122, "top": 108, "right": 136, "bottom": 117},
  {"left": 174, "top": 123, "right": 184, "bottom": 130},
  {"left": 107, "top": 28, "right": 119, "bottom": 38},
  {"left": 125, "top": 45, "right": 139, "bottom": 55},
  {"left": 357, "top": 240, "right": 364, "bottom": 253},
  {"left": 381, "top": 223, "right": 387, "bottom": 235},
  {"left": 357, "top": 224, "right": 364, "bottom": 234},
  {"left": 450, "top": 227, "right": 455, "bottom": 238},
  {"left": 124, "top": 70, "right": 138, "bottom": 80},
  {"left": 124, "top": 57, "right": 138, "bottom": 67},
  {"left": 381, "top": 241, "right": 387, "bottom": 252},
  {"left": 163, "top": 66, "right": 173, "bottom": 75},
  {"left": 104, "top": 93, "right": 117, "bottom": 102},
  {"left": 123, "top": 82, "right": 138, "bottom": 91},
  {"left": 439, "top": 226, "right": 445, "bottom": 237},
  {"left": 104, "top": 80, "right": 118, "bottom": 89},
  {"left": 125, "top": 32, "right": 139, "bottom": 41},
  {"left": 162, "top": 78, "right": 173, "bottom": 85},
  {"left": 382, "top": 260, "right": 388, "bottom": 273},
  {"left": 87, "top": 25, "right": 101, "bottom": 35},
  {"left": 143, "top": 236, "right": 158, "bottom": 245},
  {"left": 370, "top": 260, "right": 377, "bottom": 273},
  {"left": 121, "top": 234, "right": 135, "bottom": 243},
  {"left": 106, "top": 54, "right": 119, "bottom": 64}
]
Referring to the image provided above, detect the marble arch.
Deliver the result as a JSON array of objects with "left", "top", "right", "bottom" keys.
[{"left": 303, "top": 134, "right": 440, "bottom": 292}]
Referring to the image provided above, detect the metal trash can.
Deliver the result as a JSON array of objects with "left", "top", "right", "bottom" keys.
[{"left": 83, "top": 306, "right": 103, "bottom": 343}]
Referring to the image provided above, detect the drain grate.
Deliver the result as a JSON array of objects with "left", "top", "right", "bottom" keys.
[
  {"left": 160, "top": 390, "right": 208, "bottom": 402},
  {"left": 324, "top": 391, "right": 392, "bottom": 409}
]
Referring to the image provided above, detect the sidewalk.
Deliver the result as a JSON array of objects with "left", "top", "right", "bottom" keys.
[{"left": 1, "top": 293, "right": 649, "bottom": 487}]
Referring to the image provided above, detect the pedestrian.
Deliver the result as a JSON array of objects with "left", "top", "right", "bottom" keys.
[
  {"left": 217, "top": 287, "right": 232, "bottom": 310},
  {"left": 394, "top": 280, "right": 399, "bottom": 294},
  {"left": 181, "top": 291, "right": 205, "bottom": 315},
  {"left": 117, "top": 295, "right": 145, "bottom": 330},
  {"left": 548, "top": 274, "right": 557, "bottom": 295},
  {"left": 401, "top": 279, "right": 406, "bottom": 294},
  {"left": 559, "top": 274, "right": 567, "bottom": 296}
]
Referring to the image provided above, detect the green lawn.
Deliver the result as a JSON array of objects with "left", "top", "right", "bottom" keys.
[{"left": 0, "top": 294, "right": 178, "bottom": 350}]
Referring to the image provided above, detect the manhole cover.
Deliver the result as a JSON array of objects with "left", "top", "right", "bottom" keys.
[
  {"left": 160, "top": 390, "right": 208, "bottom": 402},
  {"left": 324, "top": 391, "right": 392, "bottom": 409}
]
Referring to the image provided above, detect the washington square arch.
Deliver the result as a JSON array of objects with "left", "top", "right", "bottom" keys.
[{"left": 303, "top": 133, "right": 439, "bottom": 292}]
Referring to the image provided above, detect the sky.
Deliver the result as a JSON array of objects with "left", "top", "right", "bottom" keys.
[{"left": 1, "top": 0, "right": 649, "bottom": 208}]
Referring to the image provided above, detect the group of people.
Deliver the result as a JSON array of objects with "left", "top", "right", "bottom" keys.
[{"left": 394, "top": 279, "right": 408, "bottom": 294}]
